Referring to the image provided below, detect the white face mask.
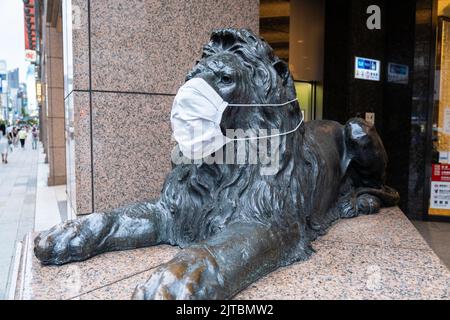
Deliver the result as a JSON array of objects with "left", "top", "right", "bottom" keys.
[{"left": 170, "top": 78, "right": 302, "bottom": 160}]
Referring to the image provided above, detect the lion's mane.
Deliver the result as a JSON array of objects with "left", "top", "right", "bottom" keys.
[{"left": 157, "top": 29, "right": 330, "bottom": 261}]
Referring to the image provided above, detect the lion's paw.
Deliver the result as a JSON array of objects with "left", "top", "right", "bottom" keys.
[
  {"left": 356, "top": 194, "right": 381, "bottom": 215},
  {"left": 132, "top": 248, "right": 225, "bottom": 300},
  {"left": 33, "top": 214, "right": 109, "bottom": 265}
]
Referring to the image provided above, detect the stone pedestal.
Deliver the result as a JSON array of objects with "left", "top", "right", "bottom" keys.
[{"left": 10, "top": 208, "right": 450, "bottom": 300}]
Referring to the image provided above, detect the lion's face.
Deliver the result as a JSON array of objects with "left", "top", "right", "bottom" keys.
[
  {"left": 184, "top": 28, "right": 300, "bottom": 134},
  {"left": 186, "top": 52, "right": 276, "bottom": 132},
  {"left": 186, "top": 53, "right": 254, "bottom": 103}
]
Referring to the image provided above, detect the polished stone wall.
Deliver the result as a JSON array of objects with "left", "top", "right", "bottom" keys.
[
  {"left": 322, "top": 0, "right": 418, "bottom": 216},
  {"left": 407, "top": 0, "right": 438, "bottom": 220},
  {"left": 382, "top": 1, "right": 416, "bottom": 217},
  {"left": 43, "top": 22, "right": 67, "bottom": 186},
  {"left": 64, "top": 0, "right": 259, "bottom": 215}
]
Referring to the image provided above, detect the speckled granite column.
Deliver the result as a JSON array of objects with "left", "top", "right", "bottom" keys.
[{"left": 64, "top": 0, "right": 259, "bottom": 214}]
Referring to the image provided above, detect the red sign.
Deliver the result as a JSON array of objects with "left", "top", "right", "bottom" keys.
[
  {"left": 432, "top": 164, "right": 450, "bottom": 182},
  {"left": 430, "top": 164, "right": 450, "bottom": 216},
  {"left": 25, "top": 50, "right": 36, "bottom": 63},
  {"left": 24, "top": 0, "right": 36, "bottom": 50}
]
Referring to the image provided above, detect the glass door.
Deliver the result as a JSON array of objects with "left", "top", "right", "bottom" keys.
[{"left": 429, "top": 17, "right": 450, "bottom": 218}]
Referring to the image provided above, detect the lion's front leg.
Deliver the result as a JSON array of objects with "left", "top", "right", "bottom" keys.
[
  {"left": 34, "top": 201, "right": 169, "bottom": 265},
  {"left": 132, "top": 223, "right": 302, "bottom": 300}
]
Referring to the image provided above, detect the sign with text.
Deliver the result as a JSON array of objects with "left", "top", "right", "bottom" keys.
[
  {"left": 388, "top": 63, "right": 409, "bottom": 84},
  {"left": 25, "top": 50, "right": 37, "bottom": 63},
  {"left": 355, "top": 56, "right": 380, "bottom": 81},
  {"left": 365, "top": 112, "right": 375, "bottom": 125},
  {"left": 0, "top": 74, "right": 5, "bottom": 93},
  {"left": 429, "top": 164, "right": 450, "bottom": 216}
]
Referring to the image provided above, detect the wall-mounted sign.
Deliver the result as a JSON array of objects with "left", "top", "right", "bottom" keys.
[
  {"left": 444, "top": 107, "right": 450, "bottom": 134},
  {"left": 388, "top": 63, "right": 409, "bottom": 84},
  {"left": 0, "top": 74, "right": 5, "bottom": 94},
  {"left": 429, "top": 164, "right": 450, "bottom": 216},
  {"left": 365, "top": 112, "right": 375, "bottom": 125},
  {"left": 25, "top": 50, "right": 37, "bottom": 63},
  {"left": 355, "top": 56, "right": 381, "bottom": 81},
  {"left": 36, "top": 81, "right": 42, "bottom": 104}
]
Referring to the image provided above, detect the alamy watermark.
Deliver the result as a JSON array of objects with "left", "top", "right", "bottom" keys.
[
  {"left": 367, "top": 5, "right": 381, "bottom": 30},
  {"left": 366, "top": 265, "right": 382, "bottom": 291},
  {"left": 171, "top": 128, "right": 285, "bottom": 176}
]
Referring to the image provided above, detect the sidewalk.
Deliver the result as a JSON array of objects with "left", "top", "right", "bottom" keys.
[
  {"left": 0, "top": 138, "right": 67, "bottom": 299},
  {"left": 0, "top": 138, "right": 39, "bottom": 299}
]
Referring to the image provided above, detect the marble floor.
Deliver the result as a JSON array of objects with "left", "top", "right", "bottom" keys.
[{"left": 413, "top": 221, "right": 450, "bottom": 269}]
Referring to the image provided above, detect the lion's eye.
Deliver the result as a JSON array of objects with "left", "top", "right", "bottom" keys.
[{"left": 221, "top": 75, "right": 233, "bottom": 84}]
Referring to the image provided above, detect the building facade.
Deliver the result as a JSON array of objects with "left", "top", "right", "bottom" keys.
[{"left": 31, "top": 0, "right": 449, "bottom": 222}]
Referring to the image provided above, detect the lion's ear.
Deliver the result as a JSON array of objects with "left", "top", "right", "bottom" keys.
[
  {"left": 273, "top": 60, "right": 290, "bottom": 86},
  {"left": 273, "top": 60, "right": 297, "bottom": 101}
]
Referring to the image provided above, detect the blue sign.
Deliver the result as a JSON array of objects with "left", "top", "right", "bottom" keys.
[
  {"left": 0, "top": 80, "right": 2, "bottom": 93},
  {"left": 355, "top": 57, "right": 381, "bottom": 81},
  {"left": 388, "top": 63, "right": 409, "bottom": 84},
  {"left": 357, "top": 59, "right": 377, "bottom": 70}
]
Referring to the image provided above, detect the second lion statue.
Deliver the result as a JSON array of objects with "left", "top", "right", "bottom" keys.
[{"left": 34, "top": 29, "right": 399, "bottom": 299}]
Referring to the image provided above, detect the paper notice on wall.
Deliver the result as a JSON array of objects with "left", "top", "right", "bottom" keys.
[
  {"left": 430, "top": 181, "right": 450, "bottom": 210},
  {"left": 365, "top": 112, "right": 375, "bottom": 125},
  {"left": 440, "top": 151, "right": 450, "bottom": 164},
  {"left": 429, "top": 164, "right": 450, "bottom": 215},
  {"left": 444, "top": 107, "right": 450, "bottom": 134}
]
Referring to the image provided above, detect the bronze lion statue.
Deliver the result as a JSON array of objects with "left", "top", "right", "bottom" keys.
[{"left": 34, "top": 29, "right": 399, "bottom": 299}]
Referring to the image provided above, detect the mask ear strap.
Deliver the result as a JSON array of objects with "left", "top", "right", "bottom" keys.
[
  {"left": 231, "top": 118, "right": 304, "bottom": 141},
  {"left": 228, "top": 98, "right": 298, "bottom": 107}
]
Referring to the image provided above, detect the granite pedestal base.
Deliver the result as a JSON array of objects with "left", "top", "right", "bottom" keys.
[{"left": 10, "top": 207, "right": 450, "bottom": 300}]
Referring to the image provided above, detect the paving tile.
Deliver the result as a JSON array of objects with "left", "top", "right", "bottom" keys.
[
  {"left": 0, "top": 138, "right": 39, "bottom": 299},
  {"left": 74, "top": 270, "right": 154, "bottom": 300},
  {"left": 320, "top": 207, "right": 430, "bottom": 250},
  {"left": 69, "top": 230, "right": 450, "bottom": 301},
  {"left": 19, "top": 233, "right": 179, "bottom": 300},
  {"left": 235, "top": 240, "right": 450, "bottom": 300}
]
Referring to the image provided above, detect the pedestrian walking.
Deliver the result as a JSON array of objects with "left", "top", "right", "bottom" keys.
[
  {"left": 19, "top": 127, "right": 27, "bottom": 149},
  {"left": 32, "top": 126, "right": 39, "bottom": 150},
  {"left": 12, "top": 127, "right": 19, "bottom": 147},
  {"left": 6, "top": 124, "right": 14, "bottom": 152},
  {"left": 0, "top": 129, "right": 9, "bottom": 164}
]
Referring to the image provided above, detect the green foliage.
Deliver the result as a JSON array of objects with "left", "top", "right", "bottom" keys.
[
  {"left": 27, "top": 118, "right": 39, "bottom": 126},
  {"left": 21, "top": 107, "right": 29, "bottom": 118}
]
